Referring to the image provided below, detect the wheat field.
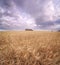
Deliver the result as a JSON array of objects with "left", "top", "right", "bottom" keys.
[{"left": 0, "top": 31, "right": 60, "bottom": 65}]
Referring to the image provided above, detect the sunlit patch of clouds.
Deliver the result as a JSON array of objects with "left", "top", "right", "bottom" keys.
[{"left": 0, "top": 7, "right": 5, "bottom": 13}]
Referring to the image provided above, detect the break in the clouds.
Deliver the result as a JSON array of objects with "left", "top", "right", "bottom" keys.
[{"left": 0, "top": 0, "right": 60, "bottom": 30}]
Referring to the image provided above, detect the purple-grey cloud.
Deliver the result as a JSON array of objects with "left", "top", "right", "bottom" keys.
[{"left": 0, "top": 0, "right": 60, "bottom": 30}]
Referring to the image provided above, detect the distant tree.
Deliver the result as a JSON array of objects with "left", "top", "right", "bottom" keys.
[{"left": 25, "top": 29, "right": 33, "bottom": 31}]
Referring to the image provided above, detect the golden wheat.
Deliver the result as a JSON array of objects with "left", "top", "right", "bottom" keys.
[{"left": 0, "top": 31, "right": 60, "bottom": 65}]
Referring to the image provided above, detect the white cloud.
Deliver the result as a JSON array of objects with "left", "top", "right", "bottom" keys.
[
  {"left": 0, "top": 7, "right": 5, "bottom": 13},
  {"left": 43, "top": 0, "right": 56, "bottom": 21},
  {"left": 52, "top": 24, "right": 60, "bottom": 29}
]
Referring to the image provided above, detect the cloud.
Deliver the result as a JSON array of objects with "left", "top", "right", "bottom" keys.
[
  {"left": 36, "top": 19, "right": 60, "bottom": 30},
  {"left": 0, "top": 0, "right": 60, "bottom": 30},
  {"left": 0, "top": 0, "right": 36, "bottom": 30},
  {"left": 15, "top": 0, "right": 60, "bottom": 30},
  {"left": 16, "top": 0, "right": 56, "bottom": 20}
]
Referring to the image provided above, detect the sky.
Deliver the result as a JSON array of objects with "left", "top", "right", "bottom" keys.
[{"left": 0, "top": 0, "right": 60, "bottom": 30}]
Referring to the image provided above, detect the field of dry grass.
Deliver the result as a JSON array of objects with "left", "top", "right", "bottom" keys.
[{"left": 0, "top": 31, "right": 60, "bottom": 65}]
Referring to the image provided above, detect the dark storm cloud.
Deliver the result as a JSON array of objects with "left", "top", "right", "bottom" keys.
[
  {"left": 0, "top": 0, "right": 12, "bottom": 8},
  {"left": 36, "top": 21, "right": 54, "bottom": 26},
  {"left": 37, "top": 19, "right": 60, "bottom": 30},
  {"left": 36, "top": 21, "right": 54, "bottom": 30},
  {"left": 55, "top": 19, "right": 60, "bottom": 24}
]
